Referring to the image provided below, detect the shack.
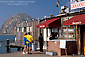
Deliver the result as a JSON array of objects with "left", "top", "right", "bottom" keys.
[
  {"left": 37, "top": 14, "right": 77, "bottom": 56},
  {"left": 37, "top": 0, "right": 85, "bottom": 56}
]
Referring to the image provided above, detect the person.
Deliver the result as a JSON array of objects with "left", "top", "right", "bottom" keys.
[
  {"left": 26, "top": 32, "right": 33, "bottom": 54},
  {"left": 49, "top": 34, "right": 52, "bottom": 40},
  {"left": 49, "top": 32, "right": 55, "bottom": 40},
  {"left": 23, "top": 33, "right": 28, "bottom": 54},
  {"left": 39, "top": 33, "right": 43, "bottom": 52}
]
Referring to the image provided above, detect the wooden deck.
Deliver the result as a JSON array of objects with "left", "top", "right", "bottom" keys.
[{"left": 6, "top": 44, "right": 24, "bottom": 53}]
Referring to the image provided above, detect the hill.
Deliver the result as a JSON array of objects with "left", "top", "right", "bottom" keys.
[{"left": 0, "top": 13, "right": 35, "bottom": 34}]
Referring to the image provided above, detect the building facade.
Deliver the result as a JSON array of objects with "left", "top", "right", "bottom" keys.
[{"left": 16, "top": 21, "right": 39, "bottom": 46}]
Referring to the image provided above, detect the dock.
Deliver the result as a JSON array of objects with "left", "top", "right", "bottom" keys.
[
  {"left": 6, "top": 45, "right": 23, "bottom": 51},
  {"left": 6, "top": 39, "right": 23, "bottom": 53}
]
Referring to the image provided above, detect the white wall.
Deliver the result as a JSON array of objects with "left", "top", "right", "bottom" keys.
[
  {"left": 43, "top": 28, "right": 47, "bottom": 49},
  {"left": 43, "top": 28, "right": 47, "bottom": 41},
  {"left": 47, "top": 29, "right": 51, "bottom": 41},
  {"left": 30, "top": 27, "right": 32, "bottom": 32},
  {"left": 22, "top": 27, "right": 24, "bottom": 32},
  {"left": 17, "top": 28, "right": 19, "bottom": 32},
  {"left": 27, "top": 27, "right": 29, "bottom": 32}
]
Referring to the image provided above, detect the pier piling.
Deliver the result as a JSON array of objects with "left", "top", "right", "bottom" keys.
[{"left": 6, "top": 39, "right": 10, "bottom": 53}]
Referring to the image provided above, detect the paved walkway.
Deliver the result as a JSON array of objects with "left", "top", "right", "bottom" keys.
[{"left": 0, "top": 51, "right": 84, "bottom": 57}]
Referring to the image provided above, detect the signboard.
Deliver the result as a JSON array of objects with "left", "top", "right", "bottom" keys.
[
  {"left": 63, "top": 16, "right": 76, "bottom": 39},
  {"left": 72, "top": 21, "right": 81, "bottom": 25},
  {"left": 71, "top": 1, "right": 85, "bottom": 10},
  {"left": 63, "top": 17, "right": 69, "bottom": 22},
  {"left": 60, "top": 40, "right": 66, "bottom": 48},
  {"left": 63, "top": 28, "right": 75, "bottom": 33},
  {"left": 63, "top": 34, "right": 75, "bottom": 38},
  {"left": 62, "top": 16, "right": 73, "bottom": 22},
  {"left": 40, "top": 25, "right": 45, "bottom": 28}
]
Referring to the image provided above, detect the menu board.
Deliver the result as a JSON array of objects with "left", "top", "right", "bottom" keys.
[
  {"left": 63, "top": 16, "right": 76, "bottom": 39},
  {"left": 63, "top": 28, "right": 75, "bottom": 33},
  {"left": 63, "top": 34, "right": 75, "bottom": 38},
  {"left": 63, "top": 27, "right": 76, "bottom": 39},
  {"left": 60, "top": 40, "right": 66, "bottom": 48}
]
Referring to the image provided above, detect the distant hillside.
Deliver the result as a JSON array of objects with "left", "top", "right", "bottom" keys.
[{"left": 0, "top": 13, "right": 36, "bottom": 34}]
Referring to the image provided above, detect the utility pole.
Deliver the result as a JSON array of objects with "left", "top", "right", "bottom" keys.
[
  {"left": 56, "top": 0, "right": 63, "bottom": 36},
  {"left": 56, "top": 0, "right": 61, "bottom": 14}
]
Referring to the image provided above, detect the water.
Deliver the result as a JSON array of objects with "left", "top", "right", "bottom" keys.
[{"left": 0, "top": 35, "right": 18, "bottom": 54}]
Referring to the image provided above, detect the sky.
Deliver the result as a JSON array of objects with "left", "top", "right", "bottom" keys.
[{"left": 0, "top": 0, "right": 70, "bottom": 27}]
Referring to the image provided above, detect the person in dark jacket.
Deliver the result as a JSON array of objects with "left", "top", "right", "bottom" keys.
[{"left": 39, "top": 33, "right": 43, "bottom": 52}]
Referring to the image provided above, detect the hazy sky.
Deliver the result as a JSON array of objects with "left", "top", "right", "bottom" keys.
[{"left": 0, "top": 0, "right": 70, "bottom": 27}]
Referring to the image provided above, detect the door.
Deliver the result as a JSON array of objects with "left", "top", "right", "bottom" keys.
[{"left": 83, "top": 29, "right": 85, "bottom": 54}]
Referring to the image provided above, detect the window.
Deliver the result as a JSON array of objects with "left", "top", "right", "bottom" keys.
[
  {"left": 24, "top": 27, "right": 26, "bottom": 32},
  {"left": 19, "top": 27, "right": 22, "bottom": 32},
  {"left": 51, "top": 28, "right": 59, "bottom": 38}
]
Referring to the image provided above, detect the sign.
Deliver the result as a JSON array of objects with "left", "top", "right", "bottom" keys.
[
  {"left": 71, "top": 1, "right": 85, "bottom": 10},
  {"left": 62, "top": 16, "right": 73, "bottom": 22},
  {"left": 40, "top": 25, "right": 45, "bottom": 28},
  {"left": 60, "top": 40, "right": 66, "bottom": 48},
  {"left": 72, "top": 21, "right": 81, "bottom": 25},
  {"left": 63, "top": 29, "right": 75, "bottom": 33},
  {"left": 63, "top": 34, "right": 75, "bottom": 38},
  {"left": 63, "top": 17, "right": 69, "bottom": 22}
]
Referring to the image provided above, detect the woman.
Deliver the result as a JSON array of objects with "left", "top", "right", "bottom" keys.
[{"left": 23, "top": 33, "right": 28, "bottom": 54}]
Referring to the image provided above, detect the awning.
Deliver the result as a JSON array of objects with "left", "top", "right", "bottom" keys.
[
  {"left": 63, "top": 14, "right": 85, "bottom": 26},
  {"left": 37, "top": 18, "right": 61, "bottom": 28}
]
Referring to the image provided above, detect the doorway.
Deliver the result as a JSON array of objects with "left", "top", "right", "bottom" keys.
[{"left": 80, "top": 25, "right": 85, "bottom": 55}]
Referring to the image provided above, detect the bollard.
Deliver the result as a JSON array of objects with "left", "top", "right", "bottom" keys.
[
  {"left": 17, "top": 47, "right": 20, "bottom": 51},
  {"left": 22, "top": 47, "right": 24, "bottom": 51},
  {"left": 6, "top": 39, "right": 10, "bottom": 53}
]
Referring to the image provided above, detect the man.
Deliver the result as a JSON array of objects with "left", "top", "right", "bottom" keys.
[
  {"left": 26, "top": 32, "right": 33, "bottom": 54},
  {"left": 39, "top": 33, "right": 43, "bottom": 52}
]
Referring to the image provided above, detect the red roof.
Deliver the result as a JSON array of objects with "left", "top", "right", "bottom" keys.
[
  {"left": 63, "top": 14, "right": 85, "bottom": 26},
  {"left": 37, "top": 18, "right": 61, "bottom": 28}
]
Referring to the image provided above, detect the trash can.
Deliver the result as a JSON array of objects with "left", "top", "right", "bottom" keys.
[{"left": 32, "top": 41, "right": 37, "bottom": 51}]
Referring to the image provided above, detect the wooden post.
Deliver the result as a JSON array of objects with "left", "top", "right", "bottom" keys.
[
  {"left": 65, "top": 48, "right": 67, "bottom": 56},
  {"left": 6, "top": 39, "right": 10, "bottom": 53},
  {"left": 78, "top": 25, "right": 81, "bottom": 55},
  {"left": 17, "top": 47, "right": 20, "bottom": 51},
  {"left": 60, "top": 48, "right": 67, "bottom": 56},
  {"left": 76, "top": 25, "right": 78, "bottom": 54},
  {"left": 76, "top": 25, "right": 80, "bottom": 55}
]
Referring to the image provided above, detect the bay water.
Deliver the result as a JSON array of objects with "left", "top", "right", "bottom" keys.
[{"left": 0, "top": 35, "right": 18, "bottom": 54}]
